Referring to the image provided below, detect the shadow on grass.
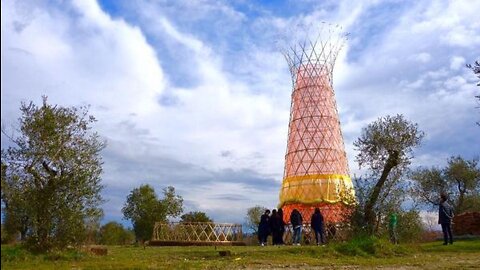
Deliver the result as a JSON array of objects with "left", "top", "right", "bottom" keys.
[
  {"left": 420, "top": 237, "right": 480, "bottom": 253},
  {"left": 333, "top": 236, "right": 410, "bottom": 257}
]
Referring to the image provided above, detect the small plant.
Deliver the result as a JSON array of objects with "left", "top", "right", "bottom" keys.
[{"left": 1, "top": 245, "right": 31, "bottom": 262}]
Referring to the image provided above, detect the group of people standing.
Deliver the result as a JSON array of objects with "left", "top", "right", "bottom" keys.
[
  {"left": 257, "top": 208, "right": 326, "bottom": 246},
  {"left": 257, "top": 193, "right": 455, "bottom": 247},
  {"left": 258, "top": 209, "right": 286, "bottom": 246}
]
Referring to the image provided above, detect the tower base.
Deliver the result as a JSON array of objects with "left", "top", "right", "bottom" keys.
[{"left": 280, "top": 202, "right": 351, "bottom": 224}]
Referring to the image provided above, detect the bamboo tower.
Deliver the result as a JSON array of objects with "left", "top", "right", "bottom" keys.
[{"left": 278, "top": 24, "right": 355, "bottom": 224}]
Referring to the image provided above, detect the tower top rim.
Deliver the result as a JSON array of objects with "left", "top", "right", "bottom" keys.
[
  {"left": 279, "top": 23, "right": 347, "bottom": 65},
  {"left": 277, "top": 23, "right": 349, "bottom": 84}
]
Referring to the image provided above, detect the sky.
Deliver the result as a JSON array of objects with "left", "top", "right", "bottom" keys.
[{"left": 1, "top": 0, "right": 479, "bottom": 227}]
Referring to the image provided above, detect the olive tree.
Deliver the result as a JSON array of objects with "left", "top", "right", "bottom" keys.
[
  {"left": 99, "top": 221, "right": 134, "bottom": 245},
  {"left": 122, "top": 185, "right": 183, "bottom": 242},
  {"left": 466, "top": 60, "right": 480, "bottom": 125},
  {"left": 466, "top": 60, "right": 480, "bottom": 86},
  {"left": 410, "top": 156, "right": 480, "bottom": 213},
  {"left": 350, "top": 171, "right": 407, "bottom": 234},
  {"left": 1, "top": 162, "right": 30, "bottom": 242},
  {"left": 244, "top": 205, "right": 267, "bottom": 234},
  {"left": 180, "top": 211, "right": 213, "bottom": 223},
  {"left": 1, "top": 97, "right": 105, "bottom": 251},
  {"left": 353, "top": 114, "right": 424, "bottom": 233}
]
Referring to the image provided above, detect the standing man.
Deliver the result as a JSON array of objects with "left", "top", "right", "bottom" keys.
[
  {"left": 269, "top": 209, "right": 281, "bottom": 245},
  {"left": 258, "top": 209, "right": 271, "bottom": 246},
  {"left": 388, "top": 212, "right": 398, "bottom": 244},
  {"left": 438, "top": 193, "right": 454, "bottom": 245},
  {"left": 311, "top": 208, "right": 325, "bottom": 246},
  {"left": 290, "top": 209, "right": 303, "bottom": 245}
]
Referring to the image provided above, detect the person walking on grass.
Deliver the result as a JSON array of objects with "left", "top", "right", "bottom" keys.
[
  {"left": 388, "top": 212, "right": 399, "bottom": 244},
  {"left": 258, "top": 209, "right": 270, "bottom": 246},
  {"left": 290, "top": 209, "right": 303, "bottom": 245},
  {"left": 311, "top": 208, "right": 325, "bottom": 246},
  {"left": 439, "top": 193, "right": 454, "bottom": 245}
]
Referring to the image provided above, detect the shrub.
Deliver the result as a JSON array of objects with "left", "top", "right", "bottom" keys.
[
  {"left": 1, "top": 245, "right": 31, "bottom": 262},
  {"left": 396, "top": 210, "right": 424, "bottom": 243},
  {"left": 99, "top": 222, "right": 134, "bottom": 245},
  {"left": 335, "top": 235, "right": 410, "bottom": 257}
]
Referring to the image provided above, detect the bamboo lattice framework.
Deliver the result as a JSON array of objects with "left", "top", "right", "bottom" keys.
[
  {"left": 151, "top": 222, "right": 244, "bottom": 246},
  {"left": 278, "top": 24, "right": 355, "bottom": 224}
]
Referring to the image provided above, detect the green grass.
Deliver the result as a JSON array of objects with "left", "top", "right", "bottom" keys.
[{"left": 2, "top": 238, "right": 480, "bottom": 269}]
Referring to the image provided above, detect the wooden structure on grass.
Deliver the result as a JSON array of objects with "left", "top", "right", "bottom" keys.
[{"left": 150, "top": 222, "right": 245, "bottom": 246}]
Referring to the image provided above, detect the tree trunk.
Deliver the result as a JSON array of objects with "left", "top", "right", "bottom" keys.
[
  {"left": 456, "top": 184, "right": 466, "bottom": 214},
  {"left": 20, "top": 217, "right": 29, "bottom": 241},
  {"left": 364, "top": 151, "right": 399, "bottom": 234}
]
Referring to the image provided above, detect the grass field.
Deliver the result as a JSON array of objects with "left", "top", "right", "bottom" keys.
[{"left": 2, "top": 238, "right": 480, "bottom": 269}]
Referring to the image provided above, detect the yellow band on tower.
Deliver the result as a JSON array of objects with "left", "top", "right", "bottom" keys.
[
  {"left": 279, "top": 174, "right": 355, "bottom": 206},
  {"left": 282, "top": 174, "right": 352, "bottom": 184}
]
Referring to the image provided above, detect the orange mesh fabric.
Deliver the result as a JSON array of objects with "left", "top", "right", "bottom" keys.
[{"left": 284, "top": 65, "right": 349, "bottom": 177}]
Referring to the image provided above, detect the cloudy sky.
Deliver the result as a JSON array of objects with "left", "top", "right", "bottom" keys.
[{"left": 2, "top": 0, "right": 479, "bottom": 226}]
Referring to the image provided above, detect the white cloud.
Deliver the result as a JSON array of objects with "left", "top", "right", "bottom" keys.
[
  {"left": 411, "top": 53, "right": 432, "bottom": 63},
  {"left": 1, "top": 0, "right": 165, "bottom": 122},
  {"left": 450, "top": 56, "right": 465, "bottom": 70}
]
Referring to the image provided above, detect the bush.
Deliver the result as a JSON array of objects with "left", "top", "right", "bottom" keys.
[
  {"left": 1, "top": 245, "right": 31, "bottom": 262},
  {"left": 1, "top": 224, "right": 17, "bottom": 244},
  {"left": 335, "top": 235, "right": 410, "bottom": 257},
  {"left": 99, "top": 222, "right": 135, "bottom": 245},
  {"left": 43, "top": 249, "right": 85, "bottom": 261},
  {"left": 396, "top": 210, "right": 424, "bottom": 243},
  {"left": 1, "top": 245, "right": 87, "bottom": 264}
]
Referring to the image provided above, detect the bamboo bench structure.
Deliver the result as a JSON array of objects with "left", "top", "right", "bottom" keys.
[{"left": 150, "top": 222, "right": 245, "bottom": 246}]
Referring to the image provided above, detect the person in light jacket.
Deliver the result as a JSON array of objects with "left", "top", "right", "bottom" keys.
[{"left": 290, "top": 209, "right": 303, "bottom": 245}]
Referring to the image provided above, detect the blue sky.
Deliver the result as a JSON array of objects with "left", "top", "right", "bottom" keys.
[{"left": 1, "top": 0, "right": 479, "bottom": 227}]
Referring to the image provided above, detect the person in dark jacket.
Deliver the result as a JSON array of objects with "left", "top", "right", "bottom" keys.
[
  {"left": 277, "top": 208, "right": 286, "bottom": 245},
  {"left": 269, "top": 209, "right": 281, "bottom": 245},
  {"left": 310, "top": 208, "right": 325, "bottom": 245},
  {"left": 258, "top": 209, "right": 270, "bottom": 246},
  {"left": 438, "top": 193, "right": 454, "bottom": 245},
  {"left": 290, "top": 209, "right": 303, "bottom": 245}
]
